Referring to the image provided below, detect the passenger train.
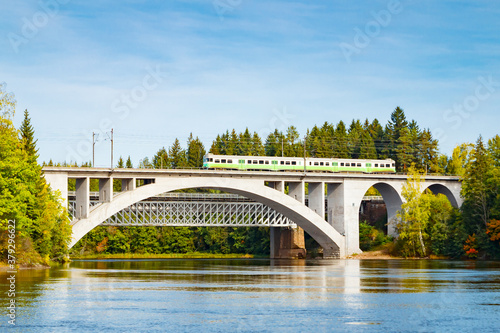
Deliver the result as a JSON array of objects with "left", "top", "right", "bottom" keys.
[{"left": 203, "top": 153, "right": 396, "bottom": 173}]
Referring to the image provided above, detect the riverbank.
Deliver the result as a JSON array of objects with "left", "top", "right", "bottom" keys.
[
  {"left": 348, "top": 250, "right": 400, "bottom": 260},
  {"left": 0, "top": 262, "right": 50, "bottom": 271}
]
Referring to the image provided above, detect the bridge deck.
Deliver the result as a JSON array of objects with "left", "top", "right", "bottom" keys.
[{"left": 43, "top": 167, "right": 460, "bottom": 182}]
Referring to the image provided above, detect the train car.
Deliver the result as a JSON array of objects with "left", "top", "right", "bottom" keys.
[{"left": 203, "top": 154, "right": 396, "bottom": 173}]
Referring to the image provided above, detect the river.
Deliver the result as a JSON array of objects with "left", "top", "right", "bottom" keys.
[{"left": 1, "top": 259, "right": 500, "bottom": 332}]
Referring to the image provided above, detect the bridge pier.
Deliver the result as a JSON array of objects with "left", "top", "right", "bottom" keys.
[
  {"left": 268, "top": 180, "right": 307, "bottom": 259},
  {"left": 270, "top": 226, "right": 307, "bottom": 259},
  {"left": 75, "top": 177, "right": 90, "bottom": 219},
  {"left": 99, "top": 178, "right": 113, "bottom": 203}
]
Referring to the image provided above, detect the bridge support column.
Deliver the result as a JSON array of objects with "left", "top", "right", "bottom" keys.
[
  {"left": 269, "top": 181, "right": 306, "bottom": 259},
  {"left": 270, "top": 227, "right": 306, "bottom": 259},
  {"left": 308, "top": 182, "right": 325, "bottom": 219},
  {"left": 327, "top": 181, "right": 362, "bottom": 256},
  {"left": 382, "top": 193, "right": 402, "bottom": 237},
  {"left": 121, "top": 178, "right": 136, "bottom": 192},
  {"left": 75, "top": 177, "right": 89, "bottom": 219},
  {"left": 288, "top": 181, "right": 305, "bottom": 204},
  {"left": 268, "top": 181, "right": 285, "bottom": 193},
  {"left": 99, "top": 178, "right": 113, "bottom": 203}
]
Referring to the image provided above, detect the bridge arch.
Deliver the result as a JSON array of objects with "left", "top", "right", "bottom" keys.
[
  {"left": 424, "top": 183, "right": 461, "bottom": 208},
  {"left": 354, "top": 181, "right": 403, "bottom": 237},
  {"left": 70, "top": 177, "right": 345, "bottom": 257}
]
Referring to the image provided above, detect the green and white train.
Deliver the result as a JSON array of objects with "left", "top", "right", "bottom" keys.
[{"left": 203, "top": 153, "right": 396, "bottom": 173}]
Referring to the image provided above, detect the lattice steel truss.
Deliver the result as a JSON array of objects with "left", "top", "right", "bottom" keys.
[{"left": 68, "top": 197, "right": 295, "bottom": 227}]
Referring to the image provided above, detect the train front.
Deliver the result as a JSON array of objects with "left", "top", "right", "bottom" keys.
[{"left": 202, "top": 154, "right": 212, "bottom": 169}]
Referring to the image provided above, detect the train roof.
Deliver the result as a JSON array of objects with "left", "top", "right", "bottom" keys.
[{"left": 204, "top": 153, "right": 394, "bottom": 163}]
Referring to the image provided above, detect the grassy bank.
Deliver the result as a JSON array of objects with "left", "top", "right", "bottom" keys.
[{"left": 70, "top": 252, "right": 267, "bottom": 260}]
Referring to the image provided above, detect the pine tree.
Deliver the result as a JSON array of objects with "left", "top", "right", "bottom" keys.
[
  {"left": 186, "top": 133, "right": 206, "bottom": 168},
  {"left": 126, "top": 156, "right": 133, "bottom": 168},
  {"left": 348, "top": 120, "right": 363, "bottom": 159},
  {"left": 285, "top": 126, "right": 301, "bottom": 157},
  {"left": 461, "top": 136, "right": 494, "bottom": 229},
  {"left": 210, "top": 134, "right": 223, "bottom": 154},
  {"left": 117, "top": 156, "right": 124, "bottom": 168},
  {"left": 265, "top": 130, "right": 283, "bottom": 157},
  {"left": 168, "top": 138, "right": 187, "bottom": 168},
  {"left": 359, "top": 130, "right": 377, "bottom": 159},
  {"left": 334, "top": 121, "right": 350, "bottom": 158},
  {"left": 152, "top": 147, "right": 169, "bottom": 169},
  {"left": 251, "top": 132, "right": 265, "bottom": 156},
  {"left": 386, "top": 106, "right": 409, "bottom": 161},
  {"left": 238, "top": 128, "right": 252, "bottom": 155},
  {"left": 19, "top": 109, "right": 39, "bottom": 162}
]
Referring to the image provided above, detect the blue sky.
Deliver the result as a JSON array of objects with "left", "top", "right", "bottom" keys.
[{"left": 1, "top": 0, "right": 500, "bottom": 167}]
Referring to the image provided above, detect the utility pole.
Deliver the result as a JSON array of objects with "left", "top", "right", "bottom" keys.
[
  {"left": 111, "top": 128, "right": 114, "bottom": 169},
  {"left": 281, "top": 136, "right": 284, "bottom": 157},
  {"left": 92, "top": 132, "right": 95, "bottom": 167},
  {"left": 303, "top": 135, "right": 307, "bottom": 174}
]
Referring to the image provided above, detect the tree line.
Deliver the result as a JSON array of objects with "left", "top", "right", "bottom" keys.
[
  {"left": 394, "top": 136, "right": 500, "bottom": 259},
  {"left": 130, "top": 107, "right": 462, "bottom": 175},
  {"left": 1, "top": 85, "right": 71, "bottom": 265}
]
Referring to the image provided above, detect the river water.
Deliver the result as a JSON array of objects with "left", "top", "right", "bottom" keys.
[{"left": 1, "top": 259, "right": 500, "bottom": 332}]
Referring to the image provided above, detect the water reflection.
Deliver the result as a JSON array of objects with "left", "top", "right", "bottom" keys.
[{"left": 1, "top": 259, "right": 500, "bottom": 332}]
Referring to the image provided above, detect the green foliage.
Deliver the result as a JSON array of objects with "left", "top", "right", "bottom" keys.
[
  {"left": 186, "top": 133, "right": 206, "bottom": 167},
  {"left": 0, "top": 93, "right": 71, "bottom": 265},
  {"left": 359, "top": 221, "right": 392, "bottom": 251},
  {"left": 72, "top": 226, "right": 270, "bottom": 256}
]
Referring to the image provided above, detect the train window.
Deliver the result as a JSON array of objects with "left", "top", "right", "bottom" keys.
[
  {"left": 375, "top": 164, "right": 379, "bottom": 167},
  {"left": 221, "top": 159, "right": 226, "bottom": 163},
  {"left": 346, "top": 163, "right": 350, "bottom": 167},
  {"left": 325, "top": 162, "right": 329, "bottom": 166},
  {"left": 280, "top": 161, "right": 284, "bottom": 165},
  {"left": 392, "top": 163, "right": 395, "bottom": 167},
  {"left": 259, "top": 160, "right": 264, "bottom": 164},
  {"left": 215, "top": 159, "right": 220, "bottom": 163},
  {"left": 252, "top": 160, "right": 256, "bottom": 164},
  {"left": 320, "top": 162, "right": 324, "bottom": 166},
  {"left": 286, "top": 161, "right": 291, "bottom": 165},
  {"left": 314, "top": 162, "right": 319, "bottom": 166},
  {"left": 357, "top": 163, "right": 361, "bottom": 167},
  {"left": 265, "top": 161, "right": 269, "bottom": 164},
  {"left": 227, "top": 159, "right": 232, "bottom": 164},
  {"left": 386, "top": 164, "right": 390, "bottom": 167},
  {"left": 341, "top": 163, "right": 344, "bottom": 166},
  {"left": 291, "top": 161, "right": 296, "bottom": 165}
]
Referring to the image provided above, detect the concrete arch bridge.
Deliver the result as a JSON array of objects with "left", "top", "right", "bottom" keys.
[{"left": 43, "top": 167, "right": 462, "bottom": 258}]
